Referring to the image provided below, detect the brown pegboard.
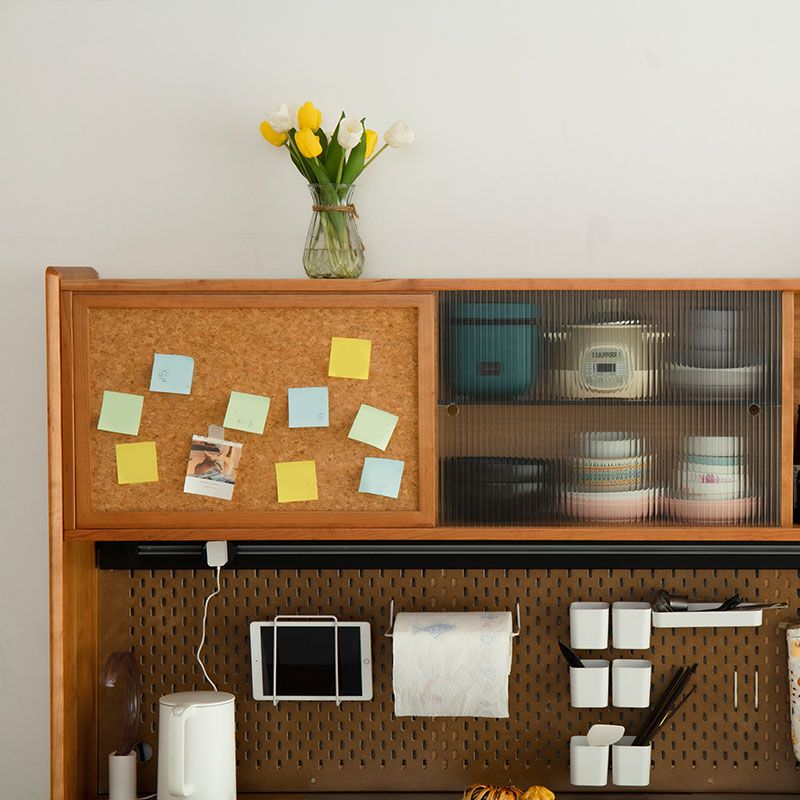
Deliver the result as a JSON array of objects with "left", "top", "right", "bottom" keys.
[
  {"left": 78, "top": 300, "right": 421, "bottom": 515},
  {"left": 98, "top": 569, "right": 800, "bottom": 794}
]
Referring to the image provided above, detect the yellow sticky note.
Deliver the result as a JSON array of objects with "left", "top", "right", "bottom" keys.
[
  {"left": 328, "top": 337, "right": 372, "bottom": 380},
  {"left": 275, "top": 460, "right": 318, "bottom": 503},
  {"left": 115, "top": 442, "right": 159, "bottom": 485}
]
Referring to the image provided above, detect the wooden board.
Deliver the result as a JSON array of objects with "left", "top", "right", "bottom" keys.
[
  {"left": 781, "top": 291, "right": 795, "bottom": 525},
  {"left": 71, "top": 293, "right": 435, "bottom": 529},
  {"left": 56, "top": 273, "right": 800, "bottom": 292},
  {"left": 97, "top": 567, "right": 800, "bottom": 795}
]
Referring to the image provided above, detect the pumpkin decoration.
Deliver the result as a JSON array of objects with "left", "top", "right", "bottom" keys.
[
  {"left": 522, "top": 786, "right": 555, "bottom": 800},
  {"left": 463, "top": 784, "right": 555, "bottom": 800},
  {"left": 462, "top": 785, "right": 523, "bottom": 800}
]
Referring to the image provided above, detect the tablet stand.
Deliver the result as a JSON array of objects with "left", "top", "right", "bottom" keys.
[{"left": 272, "top": 614, "right": 341, "bottom": 707}]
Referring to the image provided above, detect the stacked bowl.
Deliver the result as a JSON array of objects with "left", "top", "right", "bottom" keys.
[
  {"left": 563, "top": 432, "right": 659, "bottom": 522},
  {"left": 441, "top": 456, "right": 551, "bottom": 524},
  {"left": 667, "top": 436, "right": 757, "bottom": 523},
  {"left": 668, "top": 309, "right": 763, "bottom": 397}
]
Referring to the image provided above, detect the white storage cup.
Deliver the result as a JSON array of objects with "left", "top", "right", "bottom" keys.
[
  {"left": 570, "top": 735, "right": 609, "bottom": 786},
  {"left": 612, "top": 659, "right": 652, "bottom": 708},
  {"left": 570, "top": 659, "right": 610, "bottom": 708},
  {"left": 108, "top": 751, "right": 137, "bottom": 800},
  {"left": 570, "top": 601, "right": 610, "bottom": 649},
  {"left": 612, "top": 736, "right": 652, "bottom": 786},
  {"left": 612, "top": 601, "right": 652, "bottom": 650}
]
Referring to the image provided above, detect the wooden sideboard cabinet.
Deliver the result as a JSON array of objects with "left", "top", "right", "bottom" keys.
[
  {"left": 45, "top": 268, "right": 800, "bottom": 800},
  {"left": 50, "top": 270, "right": 800, "bottom": 542}
]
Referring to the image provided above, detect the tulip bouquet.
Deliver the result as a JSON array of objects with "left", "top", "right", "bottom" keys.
[{"left": 260, "top": 100, "right": 415, "bottom": 278}]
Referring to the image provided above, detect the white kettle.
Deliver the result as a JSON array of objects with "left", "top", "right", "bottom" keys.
[{"left": 157, "top": 691, "right": 236, "bottom": 800}]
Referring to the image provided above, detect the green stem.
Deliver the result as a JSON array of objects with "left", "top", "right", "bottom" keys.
[
  {"left": 313, "top": 212, "right": 361, "bottom": 277},
  {"left": 360, "top": 143, "right": 389, "bottom": 174},
  {"left": 285, "top": 136, "right": 313, "bottom": 183},
  {"left": 335, "top": 149, "right": 345, "bottom": 185}
]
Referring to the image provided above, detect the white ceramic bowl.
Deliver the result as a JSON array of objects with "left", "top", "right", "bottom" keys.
[
  {"left": 580, "top": 432, "right": 642, "bottom": 460},
  {"left": 678, "top": 460, "right": 744, "bottom": 475},
  {"left": 678, "top": 481, "right": 744, "bottom": 498},
  {"left": 573, "top": 455, "right": 646, "bottom": 468},
  {"left": 677, "top": 471, "right": 744, "bottom": 489},
  {"left": 687, "top": 309, "right": 740, "bottom": 328},
  {"left": 675, "top": 349, "right": 760, "bottom": 369},
  {"left": 668, "top": 363, "right": 762, "bottom": 391},
  {"left": 683, "top": 436, "right": 742, "bottom": 457}
]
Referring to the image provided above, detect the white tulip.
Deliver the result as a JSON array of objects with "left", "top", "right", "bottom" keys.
[
  {"left": 266, "top": 102, "right": 293, "bottom": 134},
  {"left": 337, "top": 116, "right": 363, "bottom": 150},
  {"left": 384, "top": 120, "right": 415, "bottom": 148}
]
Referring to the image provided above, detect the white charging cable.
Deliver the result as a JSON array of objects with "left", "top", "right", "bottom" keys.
[
  {"left": 196, "top": 565, "right": 221, "bottom": 691},
  {"left": 196, "top": 542, "right": 228, "bottom": 692}
]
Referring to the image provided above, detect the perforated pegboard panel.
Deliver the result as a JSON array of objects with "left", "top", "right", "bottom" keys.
[{"left": 98, "top": 569, "right": 800, "bottom": 794}]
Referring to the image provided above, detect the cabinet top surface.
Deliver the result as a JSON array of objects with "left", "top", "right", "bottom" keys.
[{"left": 46, "top": 267, "right": 800, "bottom": 292}]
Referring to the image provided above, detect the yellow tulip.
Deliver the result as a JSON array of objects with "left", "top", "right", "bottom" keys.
[
  {"left": 259, "top": 120, "right": 287, "bottom": 147},
  {"left": 364, "top": 128, "right": 378, "bottom": 159},
  {"left": 295, "top": 127, "right": 322, "bottom": 158},
  {"left": 297, "top": 101, "right": 322, "bottom": 132}
]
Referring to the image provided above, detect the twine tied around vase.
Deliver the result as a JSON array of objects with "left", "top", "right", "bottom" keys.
[{"left": 311, "top": 203, "right": 359, "bottom": 218}]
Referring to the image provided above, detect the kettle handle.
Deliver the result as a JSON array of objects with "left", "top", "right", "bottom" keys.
[{"left": 168, "top": 704, "right": 196, "bottom": 797}]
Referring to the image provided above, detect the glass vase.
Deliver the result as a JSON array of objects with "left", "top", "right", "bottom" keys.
[{"left": 303, "top": 184, "right": 365, "bottom": 279}]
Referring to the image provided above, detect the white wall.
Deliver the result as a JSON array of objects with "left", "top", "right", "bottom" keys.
[{"left": 2, "top": 0, "right": 800, "bottom": 795}]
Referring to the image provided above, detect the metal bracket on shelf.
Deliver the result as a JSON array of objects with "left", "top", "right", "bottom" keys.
[
  {"left": 384, "top": 598, "right": 521, "bottom": 639},
  {"left": 272, "top": 613, "right": 341, "bottom": 707}
]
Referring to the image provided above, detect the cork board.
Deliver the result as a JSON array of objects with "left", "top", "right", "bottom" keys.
[
  {"left": 72, "top": 294, "right": 435, "bottom": 528},
  {"left": 98, "top": 567, "right": 800, "bottom": 794}
]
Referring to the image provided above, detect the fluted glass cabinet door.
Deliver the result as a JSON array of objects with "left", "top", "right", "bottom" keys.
[{"left": 438, "top": 290, "right": 782, "bottom": 527}]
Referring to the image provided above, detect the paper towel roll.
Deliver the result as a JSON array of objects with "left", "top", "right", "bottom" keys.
[
  {"left": 392, "top": 611, "right": 513, "bottom": 718},
  {"left": 787, "top": 626, "right": 800, "bottom": 760}
]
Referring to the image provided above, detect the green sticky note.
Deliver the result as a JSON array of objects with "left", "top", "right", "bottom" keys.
[
  {"left": 98, "top": 391, "right": 144, "bottom": 436},
  {"left": 348, "top": 404, "right": 399, "bottom": 451},
  {"left": 115, "top": 442, "right": 159, "bottom": 484},
  {"left": 223, "top": 391, "right": 271, "bottom": 434}
]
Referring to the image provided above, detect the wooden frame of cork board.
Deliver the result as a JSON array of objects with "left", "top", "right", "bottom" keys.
[{"left": 70, "top": 292, "right": 436, "bottom": 530}]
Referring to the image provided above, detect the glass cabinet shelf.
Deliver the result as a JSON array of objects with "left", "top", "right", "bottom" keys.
[
  {"left": 439, "top": 399, "right": 779, "bottom": 407},
  {"left": 437, "top": 289, "right": 783, "bottom": 528}
]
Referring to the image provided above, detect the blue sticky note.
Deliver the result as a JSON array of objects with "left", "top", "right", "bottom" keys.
[
  {"left": 358, "top": 457, "right": 405, "bottom": 499},
  {"left": 288, "top": 387, "right": 329, "bottom": 428},
  {"left": 149, "top": 354, "right": 194, "bottom": 395}
]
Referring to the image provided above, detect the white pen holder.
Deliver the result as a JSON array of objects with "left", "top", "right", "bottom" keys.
[
  {"left": 612, "top": 736, "right": 652, "bottom": 786},
  {"left": 570, "top": 735, "right": 609, "bottom": 786},
  {"left": 570, "top": 659, "right": 609, "bottom": 708},
  {"left": 108, "top": 751, "right": 137, "bottom": 800},
  {"left": 612, "top": 659, "right": 652, "bottom": 707},
  {"left": 612, "top": 601, "right": 652, "bottom": 649},
  {"left": 569, "top": 601, "right": 609, "bottom": 649}
]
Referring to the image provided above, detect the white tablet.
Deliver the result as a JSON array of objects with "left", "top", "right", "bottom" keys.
[{"left": 249, "top": 620, "right": 372, "bottom": 702}]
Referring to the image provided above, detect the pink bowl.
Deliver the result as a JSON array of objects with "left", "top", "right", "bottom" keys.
[
  {"left": 563, "top": 492, "right": 661, "bottom": 522},
  {"left": 666, "top": 495, "right": 757, "bottom": 524}
]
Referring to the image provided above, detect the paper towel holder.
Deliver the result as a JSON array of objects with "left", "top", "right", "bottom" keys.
[{"left": 384, "top": 599, "right": 521, "bottom": 639}]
